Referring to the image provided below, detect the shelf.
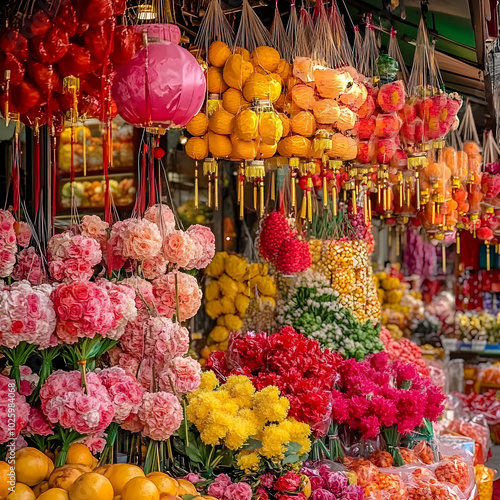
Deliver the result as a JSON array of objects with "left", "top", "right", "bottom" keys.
[{"left": 58, "top": 167, "right": 135, "bottom": 179}]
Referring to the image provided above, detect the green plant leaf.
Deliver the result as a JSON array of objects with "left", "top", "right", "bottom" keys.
[
  {"left": 242, "top": 438, "right": 262, "bottom": 450},
  {"left": 185, "top": 443, "right": 204, "bottom": 464},
  {"left": 283, "top": 454, "right": 300, "bottom": 464},
  {"left": 286, "top": 442, "right": 302, "bottom": 454}
]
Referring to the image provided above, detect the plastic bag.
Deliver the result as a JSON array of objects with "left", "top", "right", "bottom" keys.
[{"left": 474, "top": 464, "right": 495, "bottom": 500}]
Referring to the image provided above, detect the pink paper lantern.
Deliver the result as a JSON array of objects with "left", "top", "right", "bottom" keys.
[{"left": 112, "top": 40, "right": 206, "bottom": 129}]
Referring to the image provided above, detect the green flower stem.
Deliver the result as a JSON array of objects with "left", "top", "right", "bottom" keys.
[
  {"left": 30, "top": 346, "right": 61, "bottom": 403},
  {"left": 51, "top": 427, "right": 84, "bottom": 467},
  {"left": 98, "top": 422, "right": 119, "bottom": 466},
  {"left": 382, "top": 425, "right": 404, "bottom": 467},
  {"left": 1, "top": 342, "right": 38, "bottom": 392}
]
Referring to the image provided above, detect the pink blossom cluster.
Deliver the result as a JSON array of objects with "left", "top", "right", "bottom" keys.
[
  {"left": 0, "top": 281, "right": 56, "bottom": 348},
  {"left": 76, "top": 432, "right": 107, "bottom": 454},
  {"left": 0, "top": 210, "right": 17, "bottom": 278},
  {"left": 24, "top": 407, "right": 53, "bottom": 436},
  {"left": 207, "top": 474, "right": 252, "bottom": 500},
  {"left": 144, "top": 204, "right": 176, "bottom": 234},
  {"left": 47, "top": 232, "right": 102, "bottom": 283},
  {"left": 2, "top": 365, "right": 39, "bottom": 397},
  {"left": 137, "top": 391, "right": 183, "bottom": 441},
  {"left": 96, "top": 279, "right": 138, "bottom": 341},
  {"left": 0, "top": 374, "right": 30, "bottom": 444},
  {"left": 40, "top": 370, "right": 114, "bottom": 434},
  {"left": 152, "top": 271, "right": 202, "bottom": 321},
  {"left": 122, "top": 219, "right": 163, "bottom": 262},
  {"left": 107, "top": 347, "right": 140, "bottom": 378},
  {"left": 50, "top": 281, "right": 116, "bottom": 344},
  {"left": 97, "top": 367, "right": 144, "bottom": 424},
  {"left": 15, "top": 221, "right": 31, "bottom": 248},
  {"left": 331, "top": 352, "right": 446, "bottom": 439},
  {"left": 80, "top": 215, "right": 109, "bottom": 247},
  {"left": 12, "top": 247, "right": 44, "bottom": 284}
]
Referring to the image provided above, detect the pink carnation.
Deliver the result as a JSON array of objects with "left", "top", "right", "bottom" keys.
[
  {"left": 159, "top": 356, "right": 201, "bottom": 395},
  {"left": 119, "top": 311, "right": 148, "bottom": 360},
  {"left": 120, "top": 277, "right": 155, "bottom": 311},
  {"left": 80, "top": 215, "right": 109, "bottom": 246},
  {"left": 12, "top": 247, "right": 44, "bottom": 284},
  {"left": 24, "top": 407, "right": 54, "bottom": 436},
  {"left": 144, "top": 204, "right": 176, "bottom": 234},
  {"left": 40, "top": 370, "right": 115, "bottom": 434},
  {"left": 107, "top": 220, "right": 131, "bottom": 271},
  {"left": 141, "top": 254, "right": 167, "bottom": 280},
  {"left": 137, "top": 391, "right": 183, "bottom": 441},
  {"left": 0, "top": 210, "right": 17, "bottom": 278},
  {"left": 144, "top": 317, "right": 190, "bottom": 369},
  {"left": 107, "top": 346, "right": 140, "bottom": 377},
  {"left": 0, "top": 250, "right": 16, "bottom": 279},
  {"left": 0, "top": 281, "right": 56, "bottom": 348},
  {"left": 96, "top": 279, "right": 137, "bottom": 341},
  {"left": 51, "top": 281, "right": 116, "bottom": 344},
  {"left": 76, "top": 432, "right": 107, "bottom": 453},
  {"left": 120, "top": 412, "right": 144, "bottom": 433},
  {"left": 122, "top": 219, "right": 162, "bottom": 262},
  {"left": 0, "top": 374, "right": 30, "bottom": 443},
  {"left": 186, "top": 225, "right": 215, "bottom": 270},
  {"left": 224, "top": 482, "right": 252, "bottom": 500},
  {"left": 98, "top": 367, "right": 145, "bottom": 424},
  {"left": 47, "top": 233, "right": 102, "bottom": 283},
  {"left": 152, "top": 271, "right": 202, "bottom": 321},
  {"left": 162, "top": 231, "right": 195, "bottom": 268},
  {"left": 15, "top": 221, "right": 31, "bottom": 248}
]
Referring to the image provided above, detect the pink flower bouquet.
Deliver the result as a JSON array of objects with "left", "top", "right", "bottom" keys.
[
  {"left": 12, "top": 247, "right": 44, "bottom": 284},
  {"left": 0, "top": 210, "right": 18, "bottom": 278},
  {"left": 0, "top": 374, "right": 30, "bottom": 444}
]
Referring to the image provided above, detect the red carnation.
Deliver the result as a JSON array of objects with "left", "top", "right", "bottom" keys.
[
  {"left": 259, "top": 211, "right": 295, "bottom": 262},
  {"left": 274, "top": 473, "right": 302, "bottom": 492}
]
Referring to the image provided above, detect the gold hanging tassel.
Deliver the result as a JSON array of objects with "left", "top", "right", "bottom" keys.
[
  {"left": 487, "top": 242, "right": 491, "bottom": 271},
  {"left": 364, "top": 192, "right": 368, "bottom": 225},
  {"left": 323, "top": 176, "right": 328, "bottom": 208},
  {"left": 271, "top": 171, "right": 276, "bottom": 201},
  {"left": 368, "top": 196, "right": 372, "bottom": 220},
  {"left": 307, "top": 176, "right": 313, "bottom": 222},
  {"left": 388, "top": 226, "right": 392, "bottom": 247},
  {"left": 431, "top": 202, "right": 435, "bottom": 225},
  {"left": 396, "top": 228, "right": 400, "bottom": 256},
  {"left": 194, "top": 161, "right": 199, "bottom": 209},
  {"left": 3, "top": 70, "right": 10, "bottom": 126},
  {"left": 291, "top": 171, "right": 297, "bottom": 212},
  {"left": 456, "top": 232, "right": 460, "bottom": 255},
  {"left": 416, "top": 173, "right": 421, "bottom": 210},
  {"left": 214, "top": 162, "right": 219, "bottom": 210},
  {"left": 239, "top": 164, "right": 245, "bottom": 220},
  {"left": 442, "top": 244, "right": 446, "bottom": 272},
  {"left": 259, "top": 177, "right": 264, "bottom": 217},
  {"left": 207, "top": 173, "right": 212, "bottom": 208},
  {"left": 332, "top": 186, "right": 337, "bottom": 216},
  {"left": 300, "top": 190, "right": 307, "bottom": 220},
  {"left": 253, "top": 181, "right": 257, "bottom": 211},
  {"left": 237, "top": 163, "right": 242, "bottom": 204}
]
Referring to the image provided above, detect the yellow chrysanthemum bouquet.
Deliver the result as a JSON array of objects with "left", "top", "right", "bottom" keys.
[{"left": 181, "top": 372, "right": 311, "bottom": 476}]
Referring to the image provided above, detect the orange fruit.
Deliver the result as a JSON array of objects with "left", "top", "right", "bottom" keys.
[
  {"left": 32, "top": 483, "right": 49, "bottom": 499},
  {"left": 223, "top": 55, "right": 253, "bottom": 90},
  {"left": 6, "top": 483, "right": 35, "bottom": 500},
  {"left": 175, "top": 480, "right": 197, "bottom": 496},
  {"left": 207, "top": 66, "right": 228, "bottom": 94},
  {"left": 121, "top": 478, "right": 158, "bottom": 500},
  {"left": 48, "top": 465, "right": 91, "bottom": 492},
  {"left": 104, "top": 465, "right": 145, "bottom": 496},
  {"left": 208, "top": 42, "right": 231, "bottom": 68},
  {"left": 69, "top": 473, "right": 113, "bottom": 500},
  {"left": 208, "top": 109, "right": 234, "bottom": 135},
  {"left": 186, "top": 113, "right": 208, "bottom": 137},
  {"left": 65, "top": 446, "right": 94, "bottom": 469},
  {"left": 145, "top": 473, "right": 178, "bottom": 496},
  {"left": 15, "top": 448, "right": 52, "bottom": 486},
  {"left": 222, "top": 88, "right": 250, "bottom": 115},
  {"left": 185, "top": 137, "right": 209, "bottom": 160},
  {"left": 251, "top": 46, "right": 280, "bottom": 72},
  {"left": 0, "top": 461, "right": 11, "bottom": 499},
  {"left": 37, "top": 489, "right": 68, "bottom": 500},
  {"left": 207, "top": 132, "right": 232, "bottom": 158}
]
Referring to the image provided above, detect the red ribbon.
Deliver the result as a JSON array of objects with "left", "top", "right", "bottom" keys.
[
  {"left": 149, "top": 139, "right": 155, "bottom": 207},
  {"left": 34, "top": 133, "right": 40, "bottom": 213}
]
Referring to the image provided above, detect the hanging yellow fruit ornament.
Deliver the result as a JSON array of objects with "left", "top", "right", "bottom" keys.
[
  {"left": 209, "top": 41, "right": 232, "bottom": 68},
  {"left": 185, "top": 137, "right": 209, "bottom": 160},
  {"left": 314, "top": 69, "right": 350, "bottom": 99},
  {"left": 277, "top": 136, "right": 311, "bottom": 157},
  {"left": 231, "top": 136, "right": 259, "bottom": 160},
  {"left": 251, "top": 46, "right": 280, "bottom": 72},
  {"left": 291, "top": 84, "right": 315, "bottom": 110},
  {"left": 312, "top": 99, "right": 340, "bottom": 124},
  {"left": 208, "top": 109, "right": 235, "bottom": 135},
  {"left": 259, "top": 142, "right": 277, "bottom": 159},
  {"left": 222, "top": 88, "right": 251, "bottom": 115},
  {"left": 234, "top": 109, "right": 259, "bottom": 141},
  {"left": 186, "top": 112, "right": 208, "bottom": 136},
  {"left": 207, "top": 66, "right": 229, "bottom": 94},
  {"left": 336, "top": 107, "right": 357, "bottom": 131},
  {"left": 291, "top": 111, "right": 317, "bottom": 137},
  {"left": 258, "top": 112, "right": 283, "bottom": 145},
  {"left": 242, "top": 73, "right": 281, "bottom": 103},
  {"left": 326, "top": 133, "right": 349, "bottom": 158},
  {"left": 207, "top": 132, "right": 232, "bottom": 158},
  {"left": 223, "top": 54, "right": 254, "bottom": 90}
]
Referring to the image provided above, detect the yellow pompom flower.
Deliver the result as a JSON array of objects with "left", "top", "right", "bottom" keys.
[
  {"left": 223, "top": 375, "right": 255, "bottom": 406},
  {"left": 205, "top": 280, "right": 221, "bottom": 301},
  {"left": 258, "top": 424, "right": 290, "bottom": 459},
  {"left": 235, "top": 294, "right": 250, "bottom": 316},
  {"left": 200, "top": 370, "right": 219, "bottom": 392},
  {"left": 256, "top": 275, "right": 276, "bottom": 296},
  {"left": 253, "top": 386, "right": 289, "bottom": 424},
  {"left": 237, "top": 450, "right": 261, "bottom": 472},
  {"left": 217, "top": 315, "right": 226, "bottom": 326},
  {"left": 205, "top": 299, "right": 223, "bottom": 319},
  {"left": 224, "top": 314, "right": 243, "bottom": 331},
  {"left": 218, "top": 273, "right": 239, "bottom": 297},
  {"left": 225, "top": 416, "right": 258, "bottom": 450},
  {"left": 210, "top": 325, "right": 230, "bottom": 343},
  {"left": 225, "top": 255, "right": 248, "bottom": 281},
  {"left": 221, "top": 296, "right": 237, "bottom": 315},
  {"left": 206, "top": 252, "right": 227, "bottom": 277},
  {"left": 280, "top": 419, "right": 312, "bottom": 455}
]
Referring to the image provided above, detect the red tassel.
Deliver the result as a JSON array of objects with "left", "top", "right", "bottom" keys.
[
  {"left": 51, "top": 134, "right": 57, "bottom": 235},
  {"left": 149, "top": 143, "right": 155, "bottom": 207},
  {"left": 103, "top": 122, "right": 111, "bottom": 224},
  {"left": 139, "top": 143, "right": 147, "bottom": 216},
  {"left": 34, "top": 133, "right": 40, "bottom": 213},
  {"left": 12, "top": 131, "right": 20, "bottom": 212}
]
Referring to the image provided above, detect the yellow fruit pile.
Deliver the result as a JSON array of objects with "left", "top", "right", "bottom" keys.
[
  {"left": 202, "top": 252, "right": 276, "bottom": 361},
  {"left": 185, "top": 42, "right": 289, "bottom": 162},
  {"left": 0, "top": 444, "right": 207, "bottom": 500},
  {"left": 309, "top": 238, "right": 381, "bottom": 324}
]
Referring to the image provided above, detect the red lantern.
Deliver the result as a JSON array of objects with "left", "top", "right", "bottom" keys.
[
  {"left": 0, "top": 54, "right": 25, "bottom": 85},
  {"left": 111, "top": 26, "right": 141, "bottom": 65},
  {"left": 55, "top": 0, "right": 78, "bottom": 37},
  {"left": 112, "top": 39, "right": 206, "bottom": 129},
  {"left": 0, "top": 29, "right": 29, "bottom": 61},
  {"left": 32, "top": 27, "right": 69, "bottom": 63},
  {"left": 84, "top": 21, "right": 114, "bottom": 63},
  {"left": 27, "top": 60, "right": 63, "bottom": 94},
  {"left": 58, "top": 44, "right": 92, "bottom": 76}
]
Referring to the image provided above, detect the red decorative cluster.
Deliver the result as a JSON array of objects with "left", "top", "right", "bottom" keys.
[
  {"left": 380, "top": 327, "right": 429, "bottom": 376},
  {"left": 206, "top": 327, "right": 343, "bottom": 436},
  {"left": 258, "top": 211, "right": 311, "bottom": 274},
  {"left": 0, "top": 0, "right": 141, "bottom": 130}
]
